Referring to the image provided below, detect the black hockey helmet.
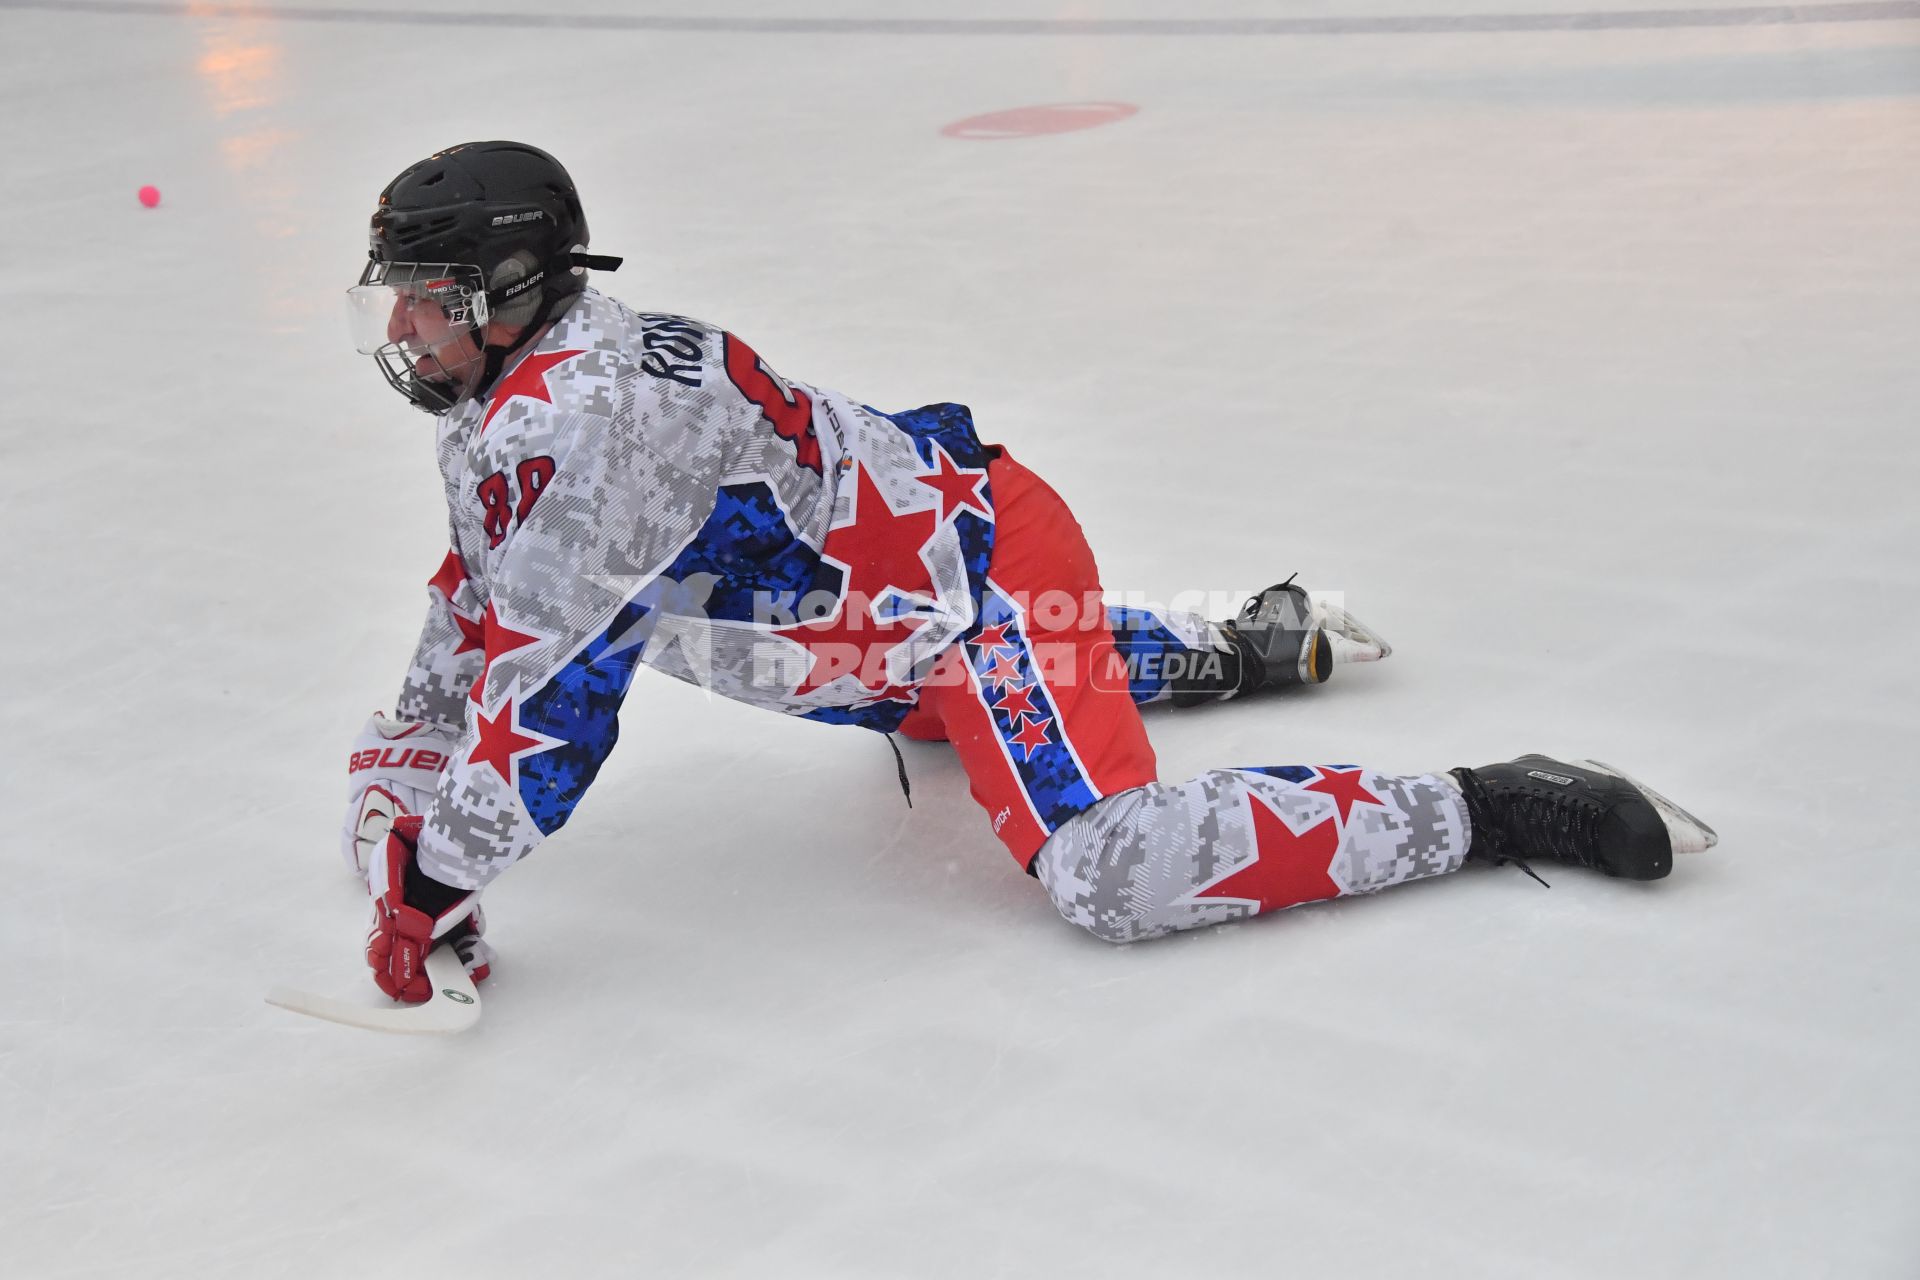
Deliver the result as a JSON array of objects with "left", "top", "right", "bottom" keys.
[{"left": 347, "top": 141, "right": 622, "bottom": 412}]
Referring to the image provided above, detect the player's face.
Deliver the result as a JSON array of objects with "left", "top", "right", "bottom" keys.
[
  {"left": 347, "top": 261, "right": 499, "bottom": 411},
  {"left": 385, "top": 292, "right": 483, "bottom": 383}
]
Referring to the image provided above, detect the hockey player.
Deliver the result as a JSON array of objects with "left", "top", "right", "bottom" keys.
[{"left": 344, "top": 142, "right": 1717, "bottom": 1003}]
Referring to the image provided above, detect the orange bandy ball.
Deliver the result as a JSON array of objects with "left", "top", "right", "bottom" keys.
[{"left": 138, "top": 185, "right": 161, "bottom": 208}]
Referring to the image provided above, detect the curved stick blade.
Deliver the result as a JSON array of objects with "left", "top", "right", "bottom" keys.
[{"left": 266, "top": 946, "right": 481, "bottom": 1036}]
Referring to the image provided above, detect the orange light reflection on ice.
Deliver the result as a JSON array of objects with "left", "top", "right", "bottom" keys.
[{"left": 195, "top": 37, "right": 281, "bottom": 117}]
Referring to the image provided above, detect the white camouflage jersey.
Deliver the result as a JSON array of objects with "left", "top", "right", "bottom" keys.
[{"left": 395, "top": 288, "right": 999, "bottom": 889}]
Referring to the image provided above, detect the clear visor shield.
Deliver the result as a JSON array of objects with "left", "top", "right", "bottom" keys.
[{"left": 345, "top": 260, "right": 491, "bottom": 355}]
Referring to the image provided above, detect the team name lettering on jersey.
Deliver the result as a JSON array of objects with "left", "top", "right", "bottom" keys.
[{"left": 637, "top": 314, "right": 706, "bottom": 387}]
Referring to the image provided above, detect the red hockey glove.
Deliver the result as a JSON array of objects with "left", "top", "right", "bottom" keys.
[{"left": 365, "top": 815, "right": 491, "bottom": 1003}]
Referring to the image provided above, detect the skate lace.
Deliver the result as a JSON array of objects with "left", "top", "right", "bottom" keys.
[
  {"left": 1218, "top": 573, "right": 1306, "bottom": 698},
  {"left": 1454, "top": 768, "right": 1552, "bottom": 888},
  {"left": 1509, "top": 790, "right": 1606, "bottom": 872}
]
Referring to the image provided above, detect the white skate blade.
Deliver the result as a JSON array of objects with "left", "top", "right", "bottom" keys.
[
  {"left": 1312, "top": 599, "right": 1392, "bottom": 663},
  {"left": 1576, "top": 759, "right": 1719, "bottom": 854},
  {"left": 266, "top": 945, "right": 481, "bottom": 1036}
]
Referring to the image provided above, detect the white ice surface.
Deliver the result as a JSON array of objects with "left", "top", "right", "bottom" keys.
[{"left": 2, "top": 2, "right": 1918, "bottom": 1277}]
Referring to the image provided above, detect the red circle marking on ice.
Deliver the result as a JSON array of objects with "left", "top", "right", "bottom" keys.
[{"left": 940, "top": 102, "right": 1138, "bottom": 141}]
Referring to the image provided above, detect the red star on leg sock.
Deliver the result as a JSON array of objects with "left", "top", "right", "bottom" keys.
[
  {"left": 1304, "top": 766, "right": 1385, "bottom": 825},
  {"left": 1191, "top": 794, "right": 1342, "bottom": 913}
]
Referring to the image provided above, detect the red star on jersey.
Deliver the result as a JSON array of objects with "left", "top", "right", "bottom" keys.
[
  {"left": 972, "top": 621, "right": 1019, "bottom": 657},
  {"left": 775, "top": 605, "right": 928, "bottom": 695},
  {"left": 982, "top": 650, "right": 1023, "bottom": 691},
  {"left": 1191, "top": 795, "right": 1341, "bottom": 913},
  {"left": 1008, "top": 713, "right": 1054, "bottom": 760},
  {"left": 1304, "top": 766, "right": 1385, "bottom": 825},
  {"left": 995, "top": 681, "right": 1041, "bottom": 721},
  {"left": 480, "top": 348, "right": 586, "bottom": 431},
  {"left": 819, "top": 465, "right": 938, "bottom": 610},
  {"left": 469, "top": 602, "right": 544, "bottom": 706},
  {"left": 428, "top": 549, "right": 469, "bottom": 605},
  {"left": 468, "top": 697, "right": 553, "bottom": 786},
  {"left": 451, "top": 609, "right": 486, "bottom": 657},
  {"left": 914, "top": 445, "right": 990, "bottom": 522}
]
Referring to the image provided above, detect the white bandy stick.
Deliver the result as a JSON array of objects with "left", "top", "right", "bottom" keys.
[{"left": 266, "top": 945, "right": 481, "bottom": 1035}]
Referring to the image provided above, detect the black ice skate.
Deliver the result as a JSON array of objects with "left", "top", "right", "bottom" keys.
[
  {"left": 1188, "top": 578, "right": 1392, "bottom": 700},
  {"left": 1449, "top": 756, "right": 1718, "bottom": 882}
]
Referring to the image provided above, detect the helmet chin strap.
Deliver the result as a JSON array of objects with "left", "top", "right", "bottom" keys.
[
  {"left": 420, "top": 337, "right": 496, "bottom": 412},
  {"left": 474, "top": 328, "right": 530, "bottom": 402}
]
